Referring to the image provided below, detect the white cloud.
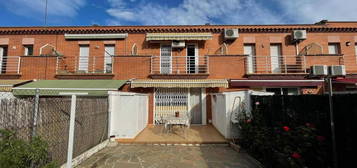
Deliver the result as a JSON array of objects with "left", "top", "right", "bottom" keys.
[
  {"left": 106, "top": 0, "right": 357, "bottom": 25},
  {"left": 279, "top": 0, "right": 357, "bottom": 23},
  {"left": 4, "top": 0, "right": 85, "bottom": 18},
  {"left": 106, "top": 0, "right": 284, "bottom": 25}
]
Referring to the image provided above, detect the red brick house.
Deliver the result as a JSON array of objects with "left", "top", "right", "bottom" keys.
[{"left": 1, "top": 20, "right": 357, "bottom": 125}]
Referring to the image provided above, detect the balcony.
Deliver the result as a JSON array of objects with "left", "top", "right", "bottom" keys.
[
  {"left": 245, "top": 55, "right": 345, "bottom": 75},
  {"left": 55, "top": 56, "right": 114, "bottom": 79},
  {"left": 150, "top": 56, "right": 209, "bottom": 79},
  {"left": 0, "top": 56, "right": 21, "bottom": 79}
]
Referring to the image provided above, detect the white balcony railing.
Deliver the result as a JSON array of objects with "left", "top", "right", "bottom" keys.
[
  {"left": 56, "top": 56, "right": 113, "bottom": 74},
  {"left": 245, "top": 55, "right": 344, "bottom": 74},
  {"left": 0, "top": 56, "right": 21, "bottom": 74},
  {"left": 151, "top": 56, "right": 209, "bottom": 74}
]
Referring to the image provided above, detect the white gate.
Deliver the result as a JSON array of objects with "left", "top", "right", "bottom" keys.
[{"left": 109, "top": 92, "right": 148, "bottom": 139}]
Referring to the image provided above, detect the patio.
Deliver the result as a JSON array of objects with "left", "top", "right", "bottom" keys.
[
  {"left": 76, "top": 144, "right": 262, "bottom": 168},
  {"left": 116, "top": 125, "right": 227, "bottom": 144}
]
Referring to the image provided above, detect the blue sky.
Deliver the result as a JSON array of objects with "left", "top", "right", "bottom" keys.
[{"left": 1, "top": 0, "right": 356, "bottom": 26}]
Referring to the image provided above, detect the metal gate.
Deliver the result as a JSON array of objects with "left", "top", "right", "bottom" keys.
[{"left": 154, "top": 88, "right": 188, "bottom": 124}]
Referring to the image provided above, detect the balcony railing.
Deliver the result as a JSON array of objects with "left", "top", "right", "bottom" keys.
[
  {"left": 151, "top": 56, "right": 209, "bottom": 74},
  {"left": 0, "top": 56, "right": 21, "bottom": 74},
  {"left": 56, "top": 56, "right": 113, "bottom": 74},
  {"left": 245, "top": 55, "right": 344, "bottom": 74}
]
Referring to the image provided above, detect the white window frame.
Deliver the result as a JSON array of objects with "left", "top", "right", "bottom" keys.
[
  {"left": 78, "top": 45, "right": 89, "bottom": 72},
  {"left": 355, "top": 43, "right": 357, "bottom": 64},
  {"left": 186, "top": 43, "right": 199, "bottom": 74},
  {"left": 328, "top": 43, "right": 340, "bottom": 55},
  {"left": 24, "top": 45, "right": 33, "bottom": 56},
  {"left": 270, "top": 44, "right": 282, "bottom": 73},
  {"left": 104, "top": 45, "right": 115, "bottom": 73},
  {"left": 0, "top": 47, "right": 4, "bottom": 74},
  {"left": 244, "top": 44, "right": 256, "bottom": 74}
]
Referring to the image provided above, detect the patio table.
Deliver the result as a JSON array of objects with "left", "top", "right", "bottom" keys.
[{"left": 163, "top": 116, "right": 190, "bottom": 136}]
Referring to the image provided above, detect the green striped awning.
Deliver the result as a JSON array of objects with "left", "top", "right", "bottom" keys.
[
  {"left": 146, "top": 33, "right": 213, "bottom": 41},
  {"left": 12, "top": 80, "right": 127, "bottom": 96}
]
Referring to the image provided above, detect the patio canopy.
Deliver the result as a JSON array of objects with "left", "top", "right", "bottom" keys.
[
  {"left": 12, "top": 80, "right": 127, "bottom": 96},
  {"left": 0, "top": 80, "right": 32, "bottom": 92},
  {"left": 146, "top": 33, "right": 213, "bottom": 41},
  {"left": 130, "top": 79, "right": 228, "bottom": 88},
  {"left": 230, "top": 79, "right": 324, "bottom": 87}
]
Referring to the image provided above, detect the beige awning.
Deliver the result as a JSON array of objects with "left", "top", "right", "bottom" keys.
[
  {"left": 131, "top": 79, "right": 228, "bottom": 88},
  {"left": 0, "top": 80, "right": 32, "bottom": 92},
  {"left": 146, "top": 33, "right": 213, "bottom": 41}
]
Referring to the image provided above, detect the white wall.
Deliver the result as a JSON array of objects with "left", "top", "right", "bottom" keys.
[
  {"left": 108, "top": 91, "right": 148, "bottom": 139},
  {"left": 211, "top": 90, "right": 273, "bottom": 139}
]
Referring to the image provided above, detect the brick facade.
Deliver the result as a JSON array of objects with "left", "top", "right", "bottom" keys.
[{"left": 2, "top": 21, "right": 357, "bottom": 124}]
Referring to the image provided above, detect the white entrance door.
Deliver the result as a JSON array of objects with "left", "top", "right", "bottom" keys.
[
  {"left": 244, "top": 45, "right": 256, "bottom": 74},
  {"left": 0, "top": 47, "right": 3, "bottom": 74},
  {"left": 104, "top": 45, "right": 114, "bottom": 73},
  {"left": 187, "top": 44, "right": 198, "bottom": 74},
  {"left": 190, "top": 88, "right": 202, "bottom": 124},
  {"left": 78, "top": 45, "right": 89, "bottom": 72},
  {"left": 160, "top": 45, "right": 172, "bottom": 74},
  {"left": 270, "top": 44, "right": 282, "bottom": 73}
]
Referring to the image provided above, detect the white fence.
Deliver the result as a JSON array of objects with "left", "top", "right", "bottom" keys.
[
  {"left": 109, "top": 91, "right": 148, "bottom": 139},
  {"left": 211, "top": 90, "right": 273, "bottom": 139}
]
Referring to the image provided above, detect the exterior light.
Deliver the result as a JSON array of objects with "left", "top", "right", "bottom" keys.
[{"left": 346, "top": 41, "right": 351, "bottom": 46}]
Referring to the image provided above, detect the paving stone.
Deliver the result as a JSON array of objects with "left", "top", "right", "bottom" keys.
[{"left": 76, "top": 145, "right": 262, "bottom": 168}]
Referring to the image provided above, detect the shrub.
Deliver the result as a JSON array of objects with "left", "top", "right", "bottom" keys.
[
  {"left": 238, "top": 108, "right": 329, "bottom": 168},
  {"left": 0, "top": 129, "right": 58, "bottom": 168}
]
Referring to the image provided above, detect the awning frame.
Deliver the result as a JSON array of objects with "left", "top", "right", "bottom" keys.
[
  {"left": 146, "top": 33, "right": 213, "bottom": 41},
  {"left": 64, "top": 33, "right": 128, "bottom": 40}
]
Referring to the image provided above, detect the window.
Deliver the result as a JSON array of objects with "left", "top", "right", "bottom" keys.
[
  {"left": 78, "top": 45, "right": 89, "bottom": 72},
  {"left": 186, "top": 44, "right": 198, "bottom": 74},
  {"left": 104, "top": 45, "right": 114, "bottom": 73},
  {"left": 0, "top": 46, "right": 8, "bottom": 73},
  {"left": 24, "top": 45, "right": 33, "bottom": 56},
  {"left": 266, "top": 88, "right": 299, "bottom": 95},
  {"left": 244, "top": 44, "right": 256, "bottom": 73},
  {"left": 160, "top": 44, "right": 172, "bottom": 74},
  {"left": 328, "top": 43, "right": 340, "bottom": 54},
  {"left": 270, "top": 44, "right": 282, "bottom": 73},
  {"left": 355, "top": 43, "right": 357, "bottom": 63}
]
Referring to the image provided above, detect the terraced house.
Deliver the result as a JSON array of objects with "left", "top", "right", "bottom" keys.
[{"left": 1, "top": 20, "right": 357, "bottom": 130}]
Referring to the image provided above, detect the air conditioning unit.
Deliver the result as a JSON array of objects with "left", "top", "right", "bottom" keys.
[
  {"left": 311, "top": 65, "right": 328, "bottom": 76},
  {"left": 171, "top": 41, "right": 185, "bottom": 48},
  {"left": 224, "top": 29, "right": 239, "bottom": 39},
  {"left": 329, "top": 65, "right": 346, "bottom": 76},
  {"left": 292, "top": 30, "right": 307, "bottom": 40}
]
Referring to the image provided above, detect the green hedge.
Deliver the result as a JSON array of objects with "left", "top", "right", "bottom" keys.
[{"left": 0, "top": 129, "right": 58, "bottom": 168}]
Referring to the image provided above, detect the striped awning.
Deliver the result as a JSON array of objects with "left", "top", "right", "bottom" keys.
[
  {"left": 0, "top": 80, "right": 32, "bottom": 92},
  {"left": 230, "top": 79, "right": 324, "bottom": 87},
  {"left": 146, "top": 33, "right": 213, "bottom": 41},
  {"left": 131, "top": 79, "right": 228, "bottom": 88}
]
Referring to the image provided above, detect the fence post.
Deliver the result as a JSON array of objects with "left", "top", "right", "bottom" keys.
[
  {"left": 59, "top": 92, "right": 87, "bottom": 168},
  {"left": 66, "top": 94, "right": 77, "bottom": 168},
  {"left": 327, "top": 78, "right": 338, "bottom": 168},
  {"left": 31, "top": 88, "right": 40, "bottom": 138}
]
